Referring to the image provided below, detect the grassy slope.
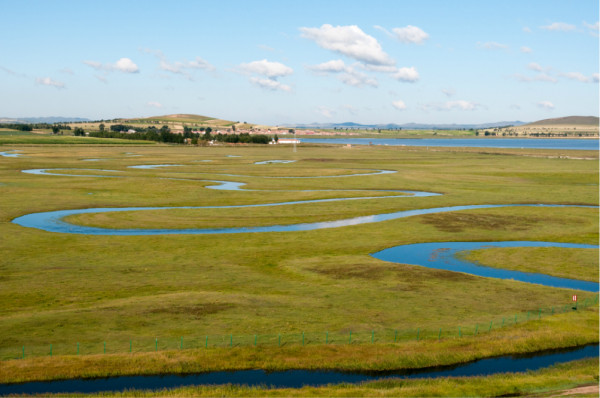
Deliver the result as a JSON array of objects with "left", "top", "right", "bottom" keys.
[{"left": 0, "top": 143, "right": 597, "bottom": 390}]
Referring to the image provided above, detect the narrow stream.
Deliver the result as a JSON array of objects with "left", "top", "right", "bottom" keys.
[{"left": 0, "top": 344, "right": 596, "bottom": 395}]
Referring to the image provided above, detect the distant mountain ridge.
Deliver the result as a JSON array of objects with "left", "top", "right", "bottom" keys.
[
  {"left": 0, "top": 117, "right": 91, "bottom": 124},
  {"left": 290, "top": 121, "right": 526, "bottom": 130}
]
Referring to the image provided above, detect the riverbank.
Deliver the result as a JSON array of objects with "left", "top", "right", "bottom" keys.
[
  {"left": 0, "top": 307, "right": 597, "bottom": 384},
  {"left": 15, "top": 358, "right": 598, "bottom": 397}
]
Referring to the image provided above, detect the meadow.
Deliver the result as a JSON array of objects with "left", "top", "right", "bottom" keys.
[{"left": 0, "top": 139, "right": 597, "bottom": 395}]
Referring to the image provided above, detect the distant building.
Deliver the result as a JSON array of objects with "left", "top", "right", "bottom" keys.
[{"left": 278, "top": 138, "right": 301, "bottom": 144}]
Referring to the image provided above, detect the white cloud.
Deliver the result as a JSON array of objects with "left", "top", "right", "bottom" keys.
[
  {"left": 339, "top": 68, "right": 378, "bottom": 87},
  {"left": 94, "top": 74, "right": 108, "bottom": 84},
  {"left": 446, "top": 100, "right": 480, "bottom": 111},
  {"left": 422, "top": 100, "right": 482, "bottom": 112},
  {"left": 83, "top": 57, "right": 139, "bottom": 73},
  {"left": 144, "top": 49, "right": 214, "bottom": 79},
  {"left": 477, "top": 41, "right": 508, "bottom": 50},
  {"left": 342, "top": 104, "right": 358, "bottom": 115},
  {"left": 35, "top": 77, "right": 65, "bottom": 89},
  {"left": 60, "top": 67, "right": 74, "bottom": 75},
  {"left": 527, "top": 62, "right": 543, "bottom": 72},
  {"left": 514, "top": 73, "right": 557, "bottom": 83},
  {"left": 316, "top": 106, "right": 334, "bottom": 118},
  {"left": 391, "top": 25, "right": 429, "bottom": 44},
  {"left": 593, "top": 73, "right": 599, "bottom": 82},
  {"left": 584, "top": 21, "right": 599, "bottom": 30},
  {"left": 146, "top": 101, "right": 163, "bottom": 108},
  {"left": 562, "top": 72, "right": 591, "bottom": 83},
  {"left": 392, "top": 67, "right": 419, "bottom": 82},
  {"left": 540, "top": 22, "right": 576, "bottom": 31},
  {"left": 392, "top": 100, "right": 407, "bottom": 110},
  {"left": 249, "top": 77, "right": 292, "bottom": 92},
  {"left": 520, "top": 46, "right": 532, "bottom": 53},
  {"left": 523, "top": 27, "right": 532, "bottom": 33},
  {"left": 238, "top": 59, "right": 293, "bottom": 92},
  {"left": 240, "top": 59, "right": 293, "bottom": 78},
  {"left": 308, "top": 59, "right": 347, "bottom": 73},
  {"left": 300, "top": 24, "right": 394, "bottom": 66},
  {"left": 258, "top": 44, "right": 275, "bottom": 52},
  {"left": 442, "top": 88, "right": 456, "bottom": 97},
  {"left": 114, "top": 58, "right": 139, "bottom": 73},
  {"left": 537, "top": 101, "right": 555, "bottom": 110},
  {"left": 308, "top": 60, "right": 377, "bottom": 87}
]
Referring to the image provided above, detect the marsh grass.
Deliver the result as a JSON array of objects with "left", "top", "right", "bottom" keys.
[
  {"left": 0, "top": 144, "right": 597, "bottom": 387},
  {"left": 34, "top": 358, "right": 598, "bottom": 397}
]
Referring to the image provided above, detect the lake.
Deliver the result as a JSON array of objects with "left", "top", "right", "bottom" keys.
[{"left": 301, "top": 137, "right": 599, "bottom": 150}]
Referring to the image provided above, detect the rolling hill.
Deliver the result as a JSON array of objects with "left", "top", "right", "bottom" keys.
[{"left": 523, "top": 116, "right": 599, "bottom": 127}]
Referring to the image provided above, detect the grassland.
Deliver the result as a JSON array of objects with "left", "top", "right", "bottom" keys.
[
  {"left": 27, "top": 358, "right": 600, "bottom": 397},
  {"left": 0, "top": 141, "right": 597, "bottom": 394}
]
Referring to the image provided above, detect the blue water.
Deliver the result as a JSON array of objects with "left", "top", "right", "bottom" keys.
[
  {"left": 302, "top": 137, "right": 599, "bottom": 150},
  {"left": 371, "top": 241, "right": 599, "bottom": 292},
  {"left": 0, "top": 344, "right": 596, "bottom": 394}
]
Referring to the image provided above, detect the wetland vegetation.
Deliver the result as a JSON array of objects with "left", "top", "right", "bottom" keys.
[{"left": 0, "top": 140, "right": 597, "bottom": 395}]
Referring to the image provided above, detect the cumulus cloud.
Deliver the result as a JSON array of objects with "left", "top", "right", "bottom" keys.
[
  {"left": 83, "top": 57, "right": 139, "bottom": 73},
  {"left": 392, "top": 100, "right": 407, "bottom": 110},
  {"left": 308, "top": 60, "right": 377, "bottom": 87},
  {"left": 477, "top": 41, "right": 508, "bottom": 50},
  {"left": 240, "top": 59, "right": 293, "bottom": 78},
  {"left": 143, "top": 49, "right": 214, "bottom": 80},
  {"left": 391, "top": 67, "right": 419, "bottom": 82},
  {"left": 540, "top": 22, "right": 576, "bottom": 31},
  {"left": 308, "top": 59, "right": 347, "bottom": 73},
  {"left": 520, "top": 46, "right": 532, "bottom": 53},
  {"left": 300, "top": 24, "right": 394, "bottom": 66},
  {"left": 146, "top": 101, "right": 163, "bottom": 108},
  {"left": 160, "top": 56, "right": 214, "bottom": 77},
  {"left": 537, "top": 101, "right": 555, "bottom": 110},
  {"left": 238, "top": 59, "right": 293, "bottom": 92},
  {"left": 391, "top": 25, "right": 429, "bottom": 44},
  {"left": 249, "top": 77, "right": 292, "bottom": 92},
  {"left": 35, "top": 77, "right": 65, "bottom": 89},
  {"left": 114, "top": 58, "right": 139, "bottom": 73}
]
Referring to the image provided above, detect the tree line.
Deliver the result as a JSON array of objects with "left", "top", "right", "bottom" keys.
[
  {"left": 1, "top": 123, "right": 72, "bottom": 132},
  {"left": 89, "top": 125, "right": 277, "bottom": 145}
]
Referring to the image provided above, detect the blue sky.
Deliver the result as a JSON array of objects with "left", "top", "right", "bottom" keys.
[{"left": 1, "top": 0, "right": 598, "bottom": 125}]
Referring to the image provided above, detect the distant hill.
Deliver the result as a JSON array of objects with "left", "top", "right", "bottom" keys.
[
  {"left": 523, "top": 116, "right": 599, "bottom": 127},
  {"left": 123, "top": 114, "right": 243, "bottom": 127},
  {"left": 119, "top": 114, "right": 276, "bottom": 130},
  {"left": 0, "top": 116, "right": 91, "bottom": 124},
  {"left": 291, "top": 121, "right": 526, "bottom": 130}
]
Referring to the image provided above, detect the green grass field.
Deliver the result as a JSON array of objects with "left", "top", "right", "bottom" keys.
[{"left": 0, "top": 141, "right": 597, "bottom": 395}]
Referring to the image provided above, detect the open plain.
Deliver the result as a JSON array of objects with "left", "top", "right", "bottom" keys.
[{"left": 0, "top": 139, "right": 598, "bottom": 395}]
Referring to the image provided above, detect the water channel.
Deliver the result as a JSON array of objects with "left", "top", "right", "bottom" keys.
[
  {"left": 6, "top": 159, "right": 599, "bottom": 392},
  {"left": 0, "top": 344, "right": 597, "bottom": 395}
]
